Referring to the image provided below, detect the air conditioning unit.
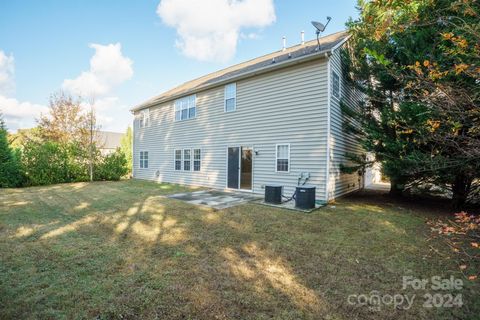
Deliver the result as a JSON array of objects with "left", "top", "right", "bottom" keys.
[
  {"left": 265, "top": 185, "right": 282, "bottom": 204},
  {"left": 295, "top": 186, "right": 316, "bottom": 209}
]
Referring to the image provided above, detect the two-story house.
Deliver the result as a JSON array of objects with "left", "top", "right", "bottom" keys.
[{"left": 131, "top": 31, "right": 366, "bottom": 201}]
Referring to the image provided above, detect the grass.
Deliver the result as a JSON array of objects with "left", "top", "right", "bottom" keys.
[{"left": 0, "top": 180, "right": 478, "bottom": 319}]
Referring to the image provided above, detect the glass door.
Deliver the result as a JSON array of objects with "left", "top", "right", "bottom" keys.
[
  {"left": 240, "top": 147, "right": 252, "bottom": 190},
  {"left": 227, "top": 147, "right": 240, "bottom": 189}
]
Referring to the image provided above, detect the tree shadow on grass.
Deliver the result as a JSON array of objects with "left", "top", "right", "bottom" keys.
[{"left": 1, "top": 181, "right": 477, "bottom": 320}]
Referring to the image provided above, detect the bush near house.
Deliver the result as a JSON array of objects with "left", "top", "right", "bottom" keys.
[
  {"left": 0, "top": 93, "right": 131, "bottom": 188},
  {"left": 21, "top": 141, "right": 70, "bottom": 186},
  {"left": 95, "top": 149, "right": 129, "bottom": 181}
]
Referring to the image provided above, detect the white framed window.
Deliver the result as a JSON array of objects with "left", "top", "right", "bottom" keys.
[
  {"left": 140, "top": 151, "right": 149, "bottom": 169},
  {"left": 139, "top": 109, "right": 150, "bottom": 128},
  {"left": 183, "top": 149, "right": 191, "bottom": 171},
  {"left": 275, "top": 144, "right": 290, "bottom": 172},
  {"left": 224, "top": 83, "right": 236, "bottom": 112},
  {"left": 175, "top": 95, "right": 196, "bottom": 121},
  {"left": 174, "top": 149, "right": 182, "bottom": 171},
  {"left": 332, "top": 71, "right": 341, "bottom": 99},
  {"left": 193, "top": 149, "right": 201, "bottom": 171}
]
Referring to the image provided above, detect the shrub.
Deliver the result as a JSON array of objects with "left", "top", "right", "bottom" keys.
[
  {"left": 22, "top": 141, "right": 70, "bottom": 186},
  {"left": 95, "top": 149, "right": 128, "bottom": 181}
]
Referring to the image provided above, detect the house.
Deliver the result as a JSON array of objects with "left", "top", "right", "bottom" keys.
[
  {"left": 131, "top": 31, "right": 368, "bottom": 201},
  {"left": 95, "top": 131, "right": 124, "bottom": 155}
]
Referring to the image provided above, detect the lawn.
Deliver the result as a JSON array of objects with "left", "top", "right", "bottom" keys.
[{"left": 0, "top": 180, "right": 478, "bottom": 319}]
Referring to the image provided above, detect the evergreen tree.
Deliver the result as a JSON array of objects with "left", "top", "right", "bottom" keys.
[
  {"left": 0, "top": 114, "right": 23, "bottom": 187},
  {"left": 344, "top": 0, "right": 479, "bottom": 207}
]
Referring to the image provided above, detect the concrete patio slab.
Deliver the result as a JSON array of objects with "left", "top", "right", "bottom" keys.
[
  {"left": 256, "top": 200, "right": 326, "bottom": 213},
  {"left": 168, "top": 190, "right": 262, "bottom": 209}
]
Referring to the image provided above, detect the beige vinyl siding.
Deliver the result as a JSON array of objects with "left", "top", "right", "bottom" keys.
[
  {"left": 133, "top": 58, "right": 330, "bottom": 199},
  {"left": 327, "top": 47, "right": 365, "bottom": 199}
]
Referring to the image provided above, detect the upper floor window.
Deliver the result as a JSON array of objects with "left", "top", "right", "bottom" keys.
[
  {"left": 276, "top": 144, "right": 290, "bottom": 172},
  {"left": 140, "top": 151, "right": 149, "bottom": 169},
  {"left": 332, "top": 71, "right": 341, "bottom": 99},
  {"left": 139, "top": 109, "right": 150, "bottom": 128},
  {"left": 175, "top": 95, "right": 196, "bottom": 121},
  {"left": 224, "top": 83, "right": 236, "bottom": 112}
]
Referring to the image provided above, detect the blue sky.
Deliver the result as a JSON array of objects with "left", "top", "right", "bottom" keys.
[{"left": 0, "top": 0, "right": 358, "bottom": 132}]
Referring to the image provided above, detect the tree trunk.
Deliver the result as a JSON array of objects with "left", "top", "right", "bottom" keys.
[
  {"left": 452, "top": 173, "right": 472, "bottom": 209},
  {"left": 389, "top": 177, "right": 404, "bottom": 197}
]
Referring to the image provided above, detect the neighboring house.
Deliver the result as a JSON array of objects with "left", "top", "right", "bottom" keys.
[
  {"left": 95, "top": 131, "right": 123, "bottom": 155},
  {"left": 131, "top": 31, "right": 368, "bottom": 201}
]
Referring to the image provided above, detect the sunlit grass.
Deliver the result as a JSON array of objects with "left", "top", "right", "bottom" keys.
[{"left": 0, "top": 180, "right": 478, "bottom": 319}]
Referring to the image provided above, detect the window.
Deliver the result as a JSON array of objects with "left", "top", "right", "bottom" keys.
[
  {"left": 183, "top": 149, "right": 191, "bottom": 171},
  {"left": 224, "top": 83, "right": 236, "bottom": 112},
  {"left": 174, "top": 149, "right": 182, "bottom": 171},
  {"left": 175, "top": 95, "right": 196, "bottom": 121},
  {"left": 332, "top": 71, "right": 340, "bottom": 99},
  {"left": 139, "top": 109, "right": 150, "bottom": 128},
  {"left": 193, "top": 149, "right": 201, "bottom": 171},
  {"left": 276, "top": 144, "right": 289, "bottom": 172},
  {"left": 140, "top": 151, "right": 149, "bottom": 169}
]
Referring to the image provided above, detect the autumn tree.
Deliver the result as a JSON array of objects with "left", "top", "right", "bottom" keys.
[
  {"left": 38, "top": 92, "right": 89, "bottom": 145},
  {"left": 345, "top": 0, "right": 479, "bottom": 207},
  {"left": 36, "top": 91, "right": 100, "bottom": 182}
]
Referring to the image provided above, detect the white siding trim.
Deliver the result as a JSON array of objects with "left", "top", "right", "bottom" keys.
[{"left": 325, "top": 59, "right": 332, "bottom": 201}]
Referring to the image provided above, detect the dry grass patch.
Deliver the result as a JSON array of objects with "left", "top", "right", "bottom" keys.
[{"left": 0, "top": 180, "right": 478, "bottom": 319}]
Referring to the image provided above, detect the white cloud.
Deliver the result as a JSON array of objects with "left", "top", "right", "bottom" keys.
[
  {"left": 0, "top": 95, "right": 48, "bottom": 130},
  {"left": 157, "top": 0, "right": 276, "bottom": 62},
  {"left": 240, "top": 32, "right": 261, "bottom": 40},
  {"left": 62, "top": 43, "right": 133, "bottom": 97},
  {"left": 0, "top": 50, "right": 15, "bottom": 95},
  {"left": 0, "top": 50, "right": 47, "bottom": 131},
  {"left": 79, "top": 96, "right": 127, "bottom": 130}
]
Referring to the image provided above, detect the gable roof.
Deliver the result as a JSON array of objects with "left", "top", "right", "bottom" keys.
[{"left": 132, "top": 31, "right": 349, "bottom": 112}]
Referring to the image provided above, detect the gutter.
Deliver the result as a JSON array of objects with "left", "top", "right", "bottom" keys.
[{"left": 131, "top": 50, "right": 333, "bottom": 113}]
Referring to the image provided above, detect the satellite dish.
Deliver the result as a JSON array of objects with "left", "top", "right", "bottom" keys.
[
  {"left": 311, "top": 21, "right": 326, "bottom": 32},
  {"left": 311, "top": 17, "right": 332, "bottom": 50}
]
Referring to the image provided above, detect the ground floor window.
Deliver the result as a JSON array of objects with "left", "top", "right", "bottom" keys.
[
  {"left": 276, "top": 144, "right": 289, "bottom": 172},
  {"left": 193, "top": 149, "right": 201, "bottom": 171},
  {"left": 140, "top": 151, "right": 149, "bottom": 169},
  {"left": 174, "top": 148, "right": 201, "bottom": 172},
  {"left": 183, "top": 149, "right": 191, "bottom": 171},
  {"left": 174, "top": 150, "right": 182, "bottom": 170}
]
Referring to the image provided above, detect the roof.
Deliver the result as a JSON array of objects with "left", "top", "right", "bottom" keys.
[
  {"left": 95, "top": 131, "right": 124, "bottom": 150},
  {"left": 132, "top": 31, "right": 349, "bottom": 112}
]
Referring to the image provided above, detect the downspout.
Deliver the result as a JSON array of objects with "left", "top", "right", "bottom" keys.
[{"left": 325, "top": 54, "right": 332, "bottom": 202}]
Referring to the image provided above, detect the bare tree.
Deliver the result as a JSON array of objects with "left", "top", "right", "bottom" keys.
[{"left": 86, "top": 97, "right": 100, "bottom": 182}]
